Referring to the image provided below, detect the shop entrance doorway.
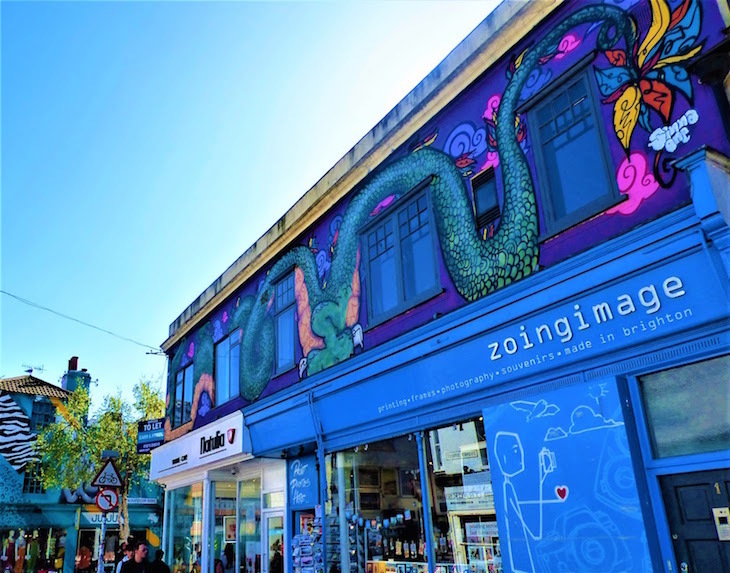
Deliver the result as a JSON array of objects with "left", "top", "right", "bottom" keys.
[
  {"left": 262, "top": 513, "right": 284, "bottom": 573},
  {"left": 659, "top": 469, "right": 730, "bottom": 572}
]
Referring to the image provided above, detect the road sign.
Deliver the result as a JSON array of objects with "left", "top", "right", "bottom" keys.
[
  {"left": 95, "top": 488, "right": 119, "bottom": 513},
  {"left": 91, "top": 459, "right": 123, "bottom": 488}
]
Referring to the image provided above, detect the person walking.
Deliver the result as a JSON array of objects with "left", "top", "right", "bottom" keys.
[
  {"left": 147, "top": 550, "right": 170, "bottom": 573},
  {"left": 117, "top": 542, "right": 132, "bottom": 573},
  {"left": 120, "top": 540, "right": 149, "bottom": 573}
]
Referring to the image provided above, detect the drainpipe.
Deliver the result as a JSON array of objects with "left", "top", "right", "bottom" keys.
[
  {"left": 201, "top": 476, "right": 212, "bottom": 573},
  {"left": 336, "top": 451, "right": 350, "bottom": 573}
]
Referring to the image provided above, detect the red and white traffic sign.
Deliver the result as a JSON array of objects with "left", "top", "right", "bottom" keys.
[{"left": 95, "top": 488, "right": 119, "bottom": 513}]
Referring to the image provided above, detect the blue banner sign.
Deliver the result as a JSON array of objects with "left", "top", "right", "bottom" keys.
[
  {"left": 288, "top": 455, "right": 318, "bottom": 510},
  {"left": 314, "top": 251, "right": 729, "bottom": 431},
  {"left": 137, "top": 418, "right": 165, "bottom": 454}
]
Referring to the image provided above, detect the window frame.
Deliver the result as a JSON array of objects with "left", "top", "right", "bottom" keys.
[
  {"left": 272, "top": 271, "right": 297, "bottom": 376},
  {"left": 524, "top": 58, "right": 622, "bottom": 239},
  {"left": 214, "top": 329, "right": 241, "bottom": 406},
  {"left": 22, "top": 398, "right": 56, "bottom": 494},
  {"left": 173, "top": 363, "right": 194, "bottom": 428},
  {"left": 471, "top": 167, "right": 500, "bottom": 230},
  {"left": 359, "top": 177, "right": 442, "bottom": 327}
]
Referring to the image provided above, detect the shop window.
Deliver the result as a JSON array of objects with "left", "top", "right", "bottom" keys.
[
  {"left": 471, "top": 169, "right": 500, "bottom": 230},
  {"left": 215, "top": 330, "right": 241, "bottom": 406},
  {"left": 528, "top": 69, "right": 619, "bottom": 237},
  {"left": 363, "top": 188, "right": 439, "bottom": 325},
  {"left": 274, "top": 272, "right": 296, "bottom": 374},
  {"left": 264, "top": 491, "right": 285, "bottom": 508},
  {"left": 638, "top": 354, "right": 730, "bottom": 459},
  {"left": 426, "top": 418, "right": 502, "bottom": 573},
  {"left": 325, "top": 435, "right": 426, "bottom": 573},
  {"left": 239, "top": 477, "right": 263, "bottom": 573},
  {"left": 210, "top": 481, "right": 238, "bottom": 571},
  {"left": 168, "top": 482, "right": 204, "bottom": 572},
  {"left": 1, "top": 528, "right": 67, "bottom": 571},
  {"left": 173, "top": 364, "right": 194, "bottom": 427}
]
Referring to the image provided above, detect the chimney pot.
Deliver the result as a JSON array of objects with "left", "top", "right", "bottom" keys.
[{"left": 69, "top": 356, "right": 79, "bottom": 371}]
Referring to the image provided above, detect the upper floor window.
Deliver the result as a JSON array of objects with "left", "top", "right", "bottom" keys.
[
  {"left": 215, "top": 330, "right": 240, "bottom": 406},
  {"left": 274, "top": 272, "right": 296, "bottom": 374},
  {"left": 363, "top": 187, "right": 439, "bottom": 325},
  {"left": 471, "top": 168, "right": 500, "bottom": 230},
  {"left": 23, "top": 398, "right": 56, "bottom": 494},
  {"left": 528, "top": 69, "right": 619, "bottom": 237},
  {"left": 30, "top": 397, "right": 55, "bottom": 431},
  {"left": 173, "top": 364, "right": 194, "bottom": 427}
]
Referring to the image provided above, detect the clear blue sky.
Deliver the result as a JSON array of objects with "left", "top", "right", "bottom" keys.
[{"left": 2, "top": 1, "right": 499, "bottom": 410}]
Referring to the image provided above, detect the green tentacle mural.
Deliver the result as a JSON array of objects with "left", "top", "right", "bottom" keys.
[
  {"left": 166, "top": 4, "right": 641, "bottom": 411},
  {"left": 226, "top": 5, "right": 637, "bottom": 401}
]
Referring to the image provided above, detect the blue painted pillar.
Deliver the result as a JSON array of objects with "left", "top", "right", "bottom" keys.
[
  {"left": 415, "top": 431, "right": 435, "bottom": 573},
  {"left": 317, "top": 441, "right": 328, "bottom": 570}
]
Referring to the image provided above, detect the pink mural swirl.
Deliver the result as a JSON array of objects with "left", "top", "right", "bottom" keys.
[
  {"left": 481, "top": 94, "right": 501, "bottom": 170},
  {"left": 606, "top": 152, "right": 659, "bottom": 215},
  {"left": 554, "top": 33, "right": 580, "bottom": 60}
]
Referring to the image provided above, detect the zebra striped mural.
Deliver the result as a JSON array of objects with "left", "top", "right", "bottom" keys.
[{"left": 0, "top": 393, "right": 36, "bottom": 472}]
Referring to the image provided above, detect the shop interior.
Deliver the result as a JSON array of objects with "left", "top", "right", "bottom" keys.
[{"left": 318, "top": 418, "right": 502, "bottom": 573}]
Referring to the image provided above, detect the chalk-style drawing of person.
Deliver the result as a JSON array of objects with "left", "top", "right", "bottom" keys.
[{"left": 493, "top": 432, "right": 566, "bottom": 573}]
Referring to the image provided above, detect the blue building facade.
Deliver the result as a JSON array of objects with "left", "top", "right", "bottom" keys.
[{"left": 153, "top": 2, "right": 730, "bottom": 572}]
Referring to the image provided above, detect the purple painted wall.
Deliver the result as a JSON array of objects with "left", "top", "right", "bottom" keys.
[{"left": 164, "top": 0, "right": 730, "bottom": 438}]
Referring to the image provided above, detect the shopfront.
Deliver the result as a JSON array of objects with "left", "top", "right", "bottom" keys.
[
  {"left": 239, "top": 197, "right": 730, "bottom": 573},
  {"left": 152, "top": 411, "right": 288, "bottom": 573}
]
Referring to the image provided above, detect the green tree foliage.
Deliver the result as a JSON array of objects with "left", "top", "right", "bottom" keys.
[{"left": 35, "top": 378, "right": 165, "bottom": 540}]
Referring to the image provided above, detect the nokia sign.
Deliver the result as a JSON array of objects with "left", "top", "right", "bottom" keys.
[
  {"left": 201, "top": 431, "right": 225, "bottom": 454},
  {"left": 200, "top": 428, "right": 236, "bottom": 455},
  {"left": 150, "top": 412, "right": 247, "bottom": 480}
]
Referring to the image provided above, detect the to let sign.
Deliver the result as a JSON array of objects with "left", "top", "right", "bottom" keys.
[{"left": 137, "top": 418, "right": 165, "bottom": 454}]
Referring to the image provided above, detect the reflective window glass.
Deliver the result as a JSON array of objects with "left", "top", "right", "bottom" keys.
[
  {"left": 325, "top": 435, "right": 426, "bottom": 573},
  {"left": 216, "top": 330, "right": 241, "bottom": 406},
  {"left": 530, "top": 71, "right": 617, "bottom": 235},
  {"left": 240, "top": 477, "right": 263, "bottom": 573},
  {"left": 274, "top": 273, "right": 296, "bottom": 373},
  {"left": 639, "top": 355, "right": 730, "bottom": 458},
  {"left": 169, "top": 483, "right": 204, "bottom": 573},
  {"left": 426, "top": 419, "right": 502, "bottom": 573},
  {"left": 211, "top": 481, "right": 238, "bottom": 571},
  {"left": 364, "top": 191, "right": 438, "bottom": 324}
]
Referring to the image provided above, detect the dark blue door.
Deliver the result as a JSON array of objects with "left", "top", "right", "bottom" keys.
[{"left": 659, "top": 469, "right": 730, "bottom": 572}]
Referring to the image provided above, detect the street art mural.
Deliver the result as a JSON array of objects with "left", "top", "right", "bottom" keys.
[
  {"left": 482, "top": 381, "right": 652, "bottom": 573},
  {"left": 0, "top": 394, "right": 35, "bottom": 473},
  {"left": 165, "top": 0, "right": 725, "bottom": 433}
]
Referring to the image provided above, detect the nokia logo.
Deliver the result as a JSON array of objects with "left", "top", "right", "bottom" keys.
[{"left": 200, "top": 428, "right": 236, "bottom": 455}]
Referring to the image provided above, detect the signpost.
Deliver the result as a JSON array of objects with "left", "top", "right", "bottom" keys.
[{"left": 92, "top": 456, "right": 122, "bottom": 573}]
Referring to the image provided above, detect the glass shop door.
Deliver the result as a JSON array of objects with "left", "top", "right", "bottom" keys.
[{"left": 262, "top": 513, "right": 285, "bottom": 573}]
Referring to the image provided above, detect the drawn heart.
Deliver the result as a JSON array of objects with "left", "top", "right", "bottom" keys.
[{"left": 555, "top": 486, "right": 569, "bottom": 501}]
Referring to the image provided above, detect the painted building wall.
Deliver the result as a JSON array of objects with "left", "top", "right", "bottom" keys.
[{"left": 164, "top": 0, "right": 730, "bottom": 438}]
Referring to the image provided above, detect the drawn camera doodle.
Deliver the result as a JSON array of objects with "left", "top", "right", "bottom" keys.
[{"left": 539, "top": 447, "right": 556, "bottom": 475}]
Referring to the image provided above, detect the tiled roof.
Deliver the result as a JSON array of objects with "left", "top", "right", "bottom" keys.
[{"left": 0, "top": 375, "right": 70, "bottom": 399}]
